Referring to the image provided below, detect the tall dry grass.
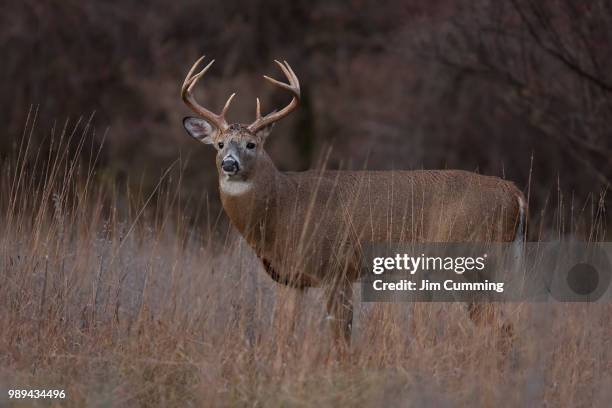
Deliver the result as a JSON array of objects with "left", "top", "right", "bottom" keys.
[{"left": 1, "top": 116, "right": 611, "bottom": 407}]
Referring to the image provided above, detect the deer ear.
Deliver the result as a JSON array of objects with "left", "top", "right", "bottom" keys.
[
  {"left": 255, "top": 123, "right": 275, "bottom": 142},
  {"left": 183, "top": 117, "right": 216, "bottom": 144}
]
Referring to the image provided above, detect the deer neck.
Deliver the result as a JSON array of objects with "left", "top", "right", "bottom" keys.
[{"left": 219, "top": 152, "right": 286, "bottom": 241}]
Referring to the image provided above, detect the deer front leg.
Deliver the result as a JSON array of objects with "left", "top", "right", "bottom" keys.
[
  {"left": 272, "top": 285, "right": 305, "bottom": 339},
  {"left": 325, "top": 277, "right": 354, "bottom": 352},
  {"left": 467, "top": 303, "right": 514, "bottom": 355},
  {"left": 272, "top": 286, "right": 305, "bottom": 371}
]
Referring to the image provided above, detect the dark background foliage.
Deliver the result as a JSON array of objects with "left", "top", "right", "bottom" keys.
[{"left": 1, "top": 0, "right": 610, "bottom": 235}]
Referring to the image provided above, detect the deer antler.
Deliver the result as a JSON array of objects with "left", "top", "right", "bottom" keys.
[
  {"left": 181, "top": 56, "right": 235, "bottom": 132},
  {"left": 248, "top": 60, "right": 301, "bottom": 133}
]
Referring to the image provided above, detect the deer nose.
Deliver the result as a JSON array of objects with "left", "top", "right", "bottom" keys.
[{"left": 221, "top": 157, "right": 240, "bottom": 174}]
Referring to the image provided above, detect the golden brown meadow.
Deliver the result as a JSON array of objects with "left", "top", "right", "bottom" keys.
[{"left": 1, "top": 119, "right": 610, "bottom": 407}]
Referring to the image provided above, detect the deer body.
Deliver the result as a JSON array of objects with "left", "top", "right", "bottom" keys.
[
  {"left": 180, "top": 57, "right": 526, "bottom": 347},
  {"left": 221, "top": 158, "right": 524, "bottom": 286}
]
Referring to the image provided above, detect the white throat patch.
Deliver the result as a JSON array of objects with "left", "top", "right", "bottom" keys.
[{"left": 220, "top": 178, "right": 253, "bottom": 196}]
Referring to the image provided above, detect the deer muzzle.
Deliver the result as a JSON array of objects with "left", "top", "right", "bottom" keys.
[{"left": 221, "top": 156, "right": 240, "bottom": 175}]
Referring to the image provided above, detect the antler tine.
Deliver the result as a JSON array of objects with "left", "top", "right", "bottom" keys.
[
  {"left": 181, "top": 56, "right": 232, "bottom": 131},
  {"left": 221, "top": 92, "right": 236, "bottom": 116},
  {"left": 283, "top": 60, "right": 300, "bottom": 90},
  {"left": 256, "top": 97, "right": 262, "bottom": 120},
  {"left": 262, "top": 60, "right": 300, "bottom": 93},
  {"left": 182, "top": 55, "right": 206, "bottom": 89},
  {"left": 248, "top": 60, "right": 301, "bottom": 133},
  {"left": 182, "top": 57, "right": 214, "bottom": 94},
  {"left": 262, "top": 75, "right": 293, "bottom": 93}
]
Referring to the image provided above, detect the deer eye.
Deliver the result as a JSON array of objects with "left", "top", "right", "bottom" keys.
[
  {"left": 246, "top": 142, "right": 256, "bottom": 150},
  {"left": 218, "top": 142, "right": 224, "bottom": 149}
]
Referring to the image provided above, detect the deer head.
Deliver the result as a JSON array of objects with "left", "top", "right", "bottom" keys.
[{"left": 181, "top": 56, "right": 300, "bottom": 181}]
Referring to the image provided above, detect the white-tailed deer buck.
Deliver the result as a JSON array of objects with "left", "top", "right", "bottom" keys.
[{"left": 181, "top": 56, "right": 527, "bottom": 347}]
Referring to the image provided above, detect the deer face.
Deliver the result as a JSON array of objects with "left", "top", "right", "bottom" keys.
[
  {"left": 183, "top": 119, "right": 273, "bottom": 180},
  {"left": 181, "top": 57, "right": 300, "bottom": 185}
]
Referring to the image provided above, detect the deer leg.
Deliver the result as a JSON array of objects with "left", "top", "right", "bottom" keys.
[
  {"left": 325, "top": 277, "right": 354, "bottom": 351},
  {"left": 467, "top": 303, "right": 496, "bottom": 326},
  {"left": 287, "top": 287, "right": 305, "bottom": 338},
  {"left": 271, "top": 286, "right": 305, "bottom": 370},
  {"left": 273, "top": 286, "right": 304, "bottom": 338},
  {"left": 467, "top": 303, "right": 514, "bottom": 354}
]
